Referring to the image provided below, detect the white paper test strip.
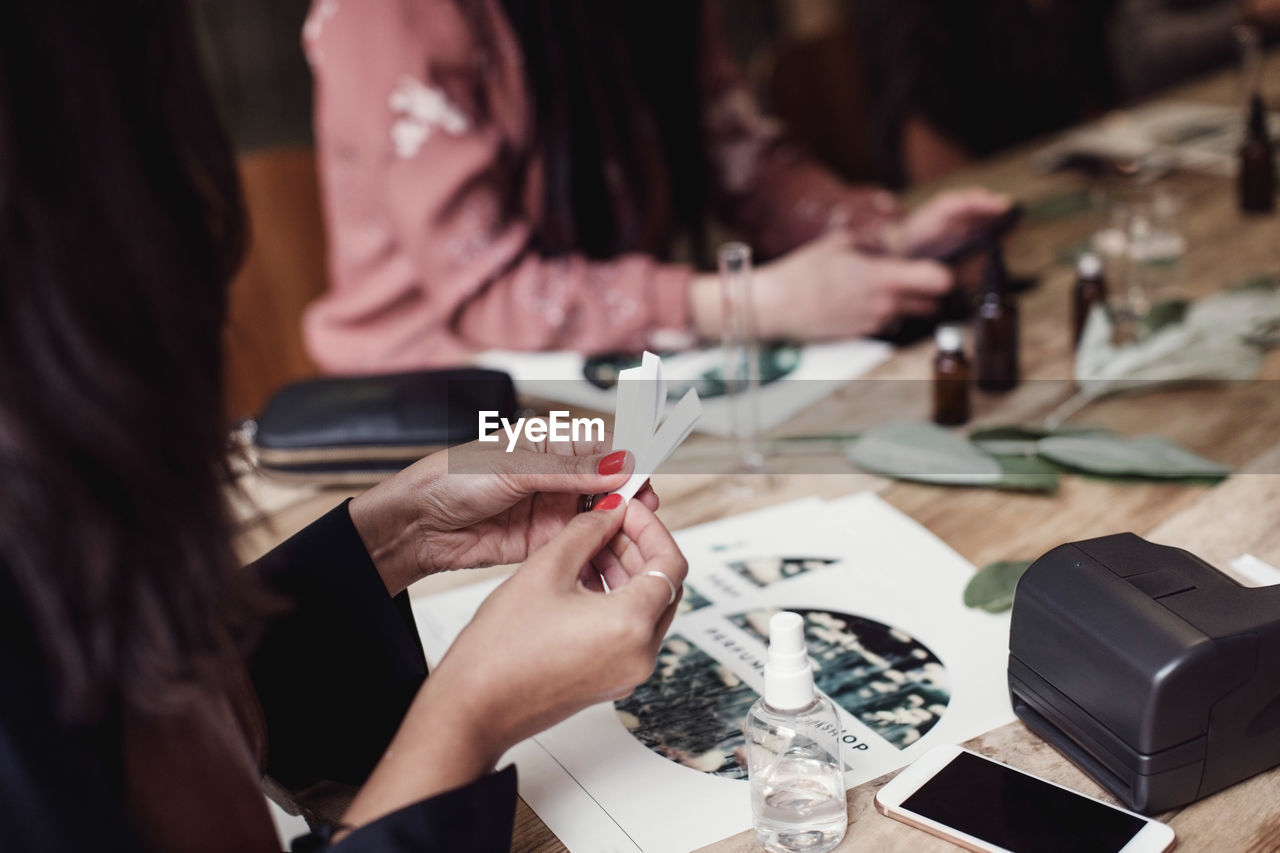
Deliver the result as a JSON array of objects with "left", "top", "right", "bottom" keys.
[
  {"left": 612, "top": 388, "right": 703, "bottom": 501},
  {"left": 609, "top": 355, "right": 661, "bottom": 462},
  {"left": 608, "top": 352, "right": 702, "bottom": 502},
  {"left": 645, "top": 351, "right": 666, "bottom": 432}
]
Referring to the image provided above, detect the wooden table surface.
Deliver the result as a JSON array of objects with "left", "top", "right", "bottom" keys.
[{"left": 238, "top": 59, "right": 1280, "bottom": 853}]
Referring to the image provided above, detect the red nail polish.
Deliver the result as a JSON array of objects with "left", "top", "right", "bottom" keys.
[
  {"left": 597, "top": 450, "right": 628, "bottom": 476},
  {"left": 594, "top": 494, "right": 623, "bottom": 512}
]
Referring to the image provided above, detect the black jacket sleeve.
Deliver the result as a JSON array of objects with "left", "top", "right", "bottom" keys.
[
  {"left": 0, "top": 502, "right": 516, "bottom": 853},
  {"left": 248, "top": 501, "right": 517, "bottom": 851},
  {"left": 293, "top": 765, "right": 517, "bottom": 853},
  {"left": 248, "top": 500, "right": 429, "bottom": 788}
]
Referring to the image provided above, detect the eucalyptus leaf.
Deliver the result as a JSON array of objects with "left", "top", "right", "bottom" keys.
[
  {"left": 964, "top": 561, "right": 1033, "bottom": 613},
  {"left": 1069, "top": 280, "right": 1280, "bottom": 410},
  {"left": 1140, "top": 299, "right": 1190, "bottom": 336},
  {"left": 1186, "top": 285, "right": 1280, "bottom": 335},
  {"left": 1229, "top": 273, "right": 1279, "bottom": 293},
  {"left": 1037, "top": 434, "right": 1229, "bottom": 479},
  {"left": 969, "top": 425, "right": 1098, "bottom": 441},
  {"left": 973, "top": 439, "right": 1042, "bottom": 456},
  {"left": 1244, "top": 320, "right": 1280, "bottom": 350},
  {"left": 970, "top": 425, "right": 1107, "bottom": 457},
  {"left": 1074, "top": 303, "right": 1266, "bottom": 401},
  {"left": 845, "top": 422, "right": 1003, "bottom": 486},
  {"left": 990, "top": 454, "right": 1061, "bottom": 493}
]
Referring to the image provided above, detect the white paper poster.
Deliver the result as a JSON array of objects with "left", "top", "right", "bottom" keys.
[
  {"left": 474, "top": 339, "right": 890, "bottom": 438},
  {"left": 412, "top": 494, "right": 1013, "bottom": 852}
]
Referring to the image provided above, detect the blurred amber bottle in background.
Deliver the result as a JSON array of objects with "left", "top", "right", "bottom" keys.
[
  {"left": 1240, "top": 94, "right": 1276, "bottom": 214},
  {"left": 1072, "top": 252, "right": 1108, "bottom": 348},
  {"left": 974, "top": 242, "right": 1019, "bottom": 392},
  {"left": 933, "top": 324, "right": 971, "bottom": 426}
]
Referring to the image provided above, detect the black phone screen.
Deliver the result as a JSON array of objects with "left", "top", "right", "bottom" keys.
[{"left": 900, "top": 752, "right": 1147, "bottom": 853}]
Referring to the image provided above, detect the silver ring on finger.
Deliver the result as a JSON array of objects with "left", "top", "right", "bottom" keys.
[{"left": 641, "top": 570, "right": 678, "bottom": 606}]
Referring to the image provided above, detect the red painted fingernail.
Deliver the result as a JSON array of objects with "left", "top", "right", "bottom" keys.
[
  {"left": 594, "top": 494, "right": 623, "bottom": 512},
  {"left": 597, "top": 450, "right": 629, "bottom": 476}
]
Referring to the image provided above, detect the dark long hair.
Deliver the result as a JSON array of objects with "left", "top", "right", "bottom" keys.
[
  {"left": 0, "top": 1, "right": 249, "bottom": 720},
  {"left": 497, "top": 0, "right": 707, "bottom": 261}
]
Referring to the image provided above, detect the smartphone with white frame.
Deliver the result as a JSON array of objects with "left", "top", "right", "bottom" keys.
[{"left": 874, "top": 745, "right": 1175, "bottom": 853}]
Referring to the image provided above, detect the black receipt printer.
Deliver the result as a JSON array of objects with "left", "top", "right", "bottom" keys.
[{"left": 1008, "top": 533, "right": 1280, "bottom": 813}]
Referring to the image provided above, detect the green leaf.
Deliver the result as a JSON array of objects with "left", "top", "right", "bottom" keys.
[
  {"left": 1073, "top": 290, "right": 1275, "bottom": 404},
  {"left": 845, "top": 422, "right": 1002, "bottom": 486},
  {"left": 990, "top": 454, "right": 1061, "bottom": 493},
  {"left": 1139, "top": 299, "right": 1190, "bottom": 336},
  {"left": 969, "top": 425, "right": 1107, "bottom": 457},
  {"left": 1025, "top": 189, "right": 1095, "bottom": 224},
  {"left": 1036, "top": 434, "right": 1230, "bottom": 479},
  {"left": 964, "top": 561, "right": 1033, "bottom": 613},
  {"left": 1229, "top": 272, "right": 1279, "bottom": 293}
]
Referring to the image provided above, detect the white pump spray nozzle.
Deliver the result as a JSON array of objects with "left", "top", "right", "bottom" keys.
[{"left": 765, "top": 611, "right": 817, "bottom": 711}]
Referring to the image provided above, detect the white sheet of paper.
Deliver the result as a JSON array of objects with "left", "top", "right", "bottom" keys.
[
  {"left": 474, "top": 339, "right": 891, "bottom": 437},
  {"left": 411, "top": 494, "right": 1014, "bottom": 853}
]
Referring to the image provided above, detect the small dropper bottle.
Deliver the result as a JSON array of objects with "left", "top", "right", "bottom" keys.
[
  {"left": 744, "top": 612, "right": 847, "bottom": 853},
  {"left": 974, "top": 241, "right": 1020, "bottom": 392},
  {"left": 1237, "top": 24, "right": 1275, "bottom": 214},
  {"left": 1240, "top": 93, "right": 1276, "bottom": 214},
  {"left": 1072, "top": 252, "right": 1109, "bottom": 348},
  {"left": 932, "top": 324, "right": 970, "bottom": 426}
]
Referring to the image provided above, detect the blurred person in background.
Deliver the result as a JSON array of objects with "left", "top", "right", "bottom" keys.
[
  {"left": 857, "top": 0, "right": 1116, "bottom": 188},
  {"left": 1110, "top": 0, "right": 1280, "bottom": 100},
  {"left": 0, "top": 1, "right": 685, "bottom": 850},
  {"left": 301, "top": 0, "right": 1012, "bottom": 373},
  {"left": 854, "top": 0, "right": 1280, "bottom": 188}
]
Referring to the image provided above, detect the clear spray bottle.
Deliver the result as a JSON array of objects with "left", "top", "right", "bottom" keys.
[{"left": 744, "top": 612, "right": 847, "bottom": 853}]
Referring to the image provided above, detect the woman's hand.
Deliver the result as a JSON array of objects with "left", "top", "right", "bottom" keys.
[
  {"left": 341, "top": 498, "right": 687, "bottom": 829},
  {"left": 691, "top": 230, "right": 953, "bottom": 340},
  {"left": 349, "top": 435, "right": 658, "bottom": 595},
  {"left": 886, "top": 187, "right": 1012, "bottom": 259}
]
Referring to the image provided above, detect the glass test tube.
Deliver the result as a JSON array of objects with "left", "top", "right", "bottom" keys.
[{"left": 718, "top": 242, "right": 766, "bottom": 477}]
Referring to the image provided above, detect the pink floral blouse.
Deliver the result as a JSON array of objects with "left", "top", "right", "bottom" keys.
[{"left": 302, "top": 0, "right": 899, "bottom": 371}]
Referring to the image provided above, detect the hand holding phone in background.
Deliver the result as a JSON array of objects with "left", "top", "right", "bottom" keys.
[{"left": 892, "top": 189, "right": 1018, "bottom": 264}]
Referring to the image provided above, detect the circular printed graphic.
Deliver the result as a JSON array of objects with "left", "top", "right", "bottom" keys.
[
  {"left": 583, "top": 345, "right": 802, "bottom": 399},
  {"left": 614, "top": 608, "right": 949, "bottom": 779}
]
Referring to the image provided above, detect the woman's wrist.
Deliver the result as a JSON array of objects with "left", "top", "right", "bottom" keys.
[
  {"left": 348, "top": 477, "right": 431, "bottom": 596},
  {"left": 688, "top": 266, "right": 786, "bottom": 340},
  {"left": 749, "top": 263, "right": 786, "bottom": 339},
  {"left": 687, "top": 272, "right": 721, "bottom": 340}
]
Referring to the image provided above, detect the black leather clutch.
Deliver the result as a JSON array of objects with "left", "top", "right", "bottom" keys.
[{"left": 252, "top": 368, "right": 517, "bottom": 483}]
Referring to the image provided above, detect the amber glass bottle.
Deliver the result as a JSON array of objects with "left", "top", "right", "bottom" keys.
[
  {"left": 1240, "top": 94, "right": 1276, "bottom": 214},
  {"left": 1072, "top": 253, "right": 1108, "bottom": 348},
  {"left": 933, "top": 325, "right": 970, "bottom": 426},
  {"left": 974, "top": 242, "right": 1019, "bottom": 392}
]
